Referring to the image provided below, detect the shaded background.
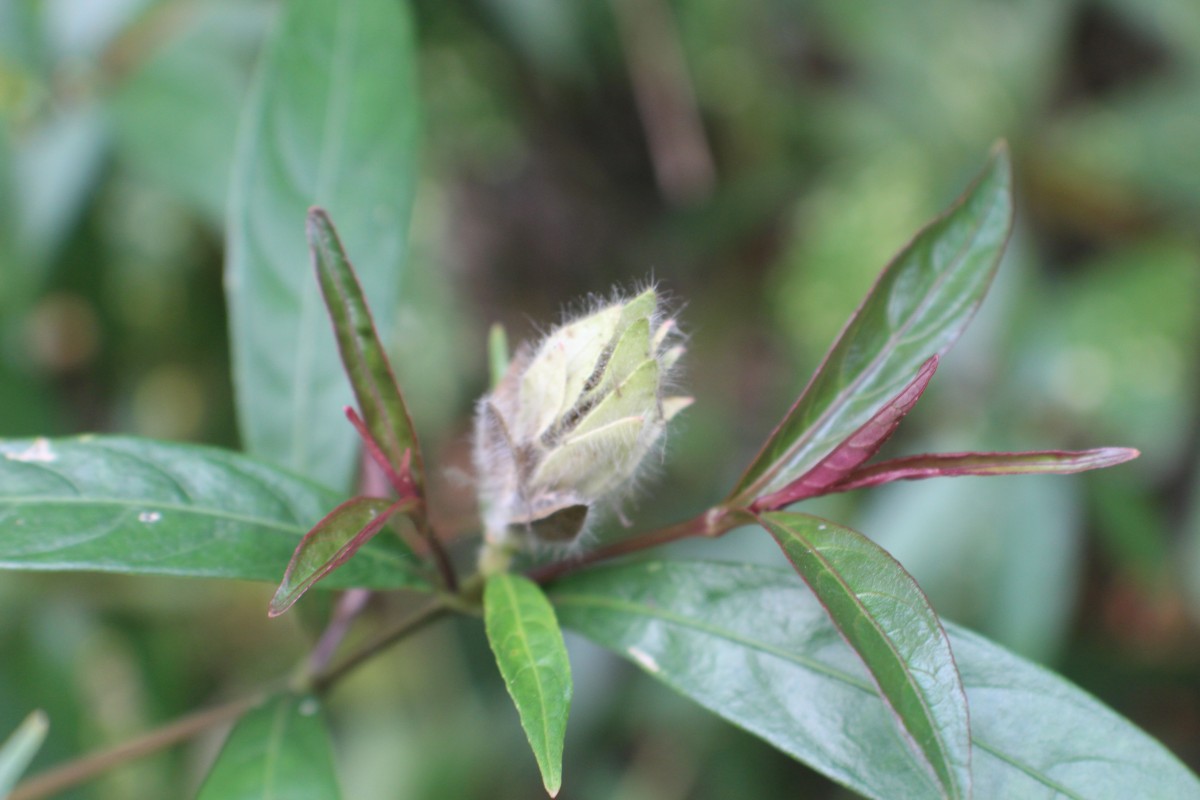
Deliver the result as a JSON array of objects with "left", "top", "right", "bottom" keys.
[{"left": 1, "top": 0, "right": 1199, "bottom": 796}]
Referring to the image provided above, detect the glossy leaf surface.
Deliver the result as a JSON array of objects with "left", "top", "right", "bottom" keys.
[
  {"left": 195, "top": 694, "right": 340, "bottom": 800},
  {"left": 834, "top": 447, "right": 1140, "bottom": 492},
  {"left": 730, "top": 145, "right": 1012, "bottom": 505},
  {"left": 0, "top": 436, "right": 421, "bottom": 588},
  {"left": 226, "top": 0, "right": 419, "bottom": 491},
  {"left": 759, "top": 511, "right": 969, "bottom": 798},
  {"left": 485, "top": 574, "right": 572, "bottom": 797},
  {"left": 269, "top": 496, "right": 420, "bottom": 616},
  {"left": 752, "top": 357, "right": 938, "bottom": 510},
  {"left": 309, "top": 208, "right": 424, "bottom": 494},
  {"left": 0, "top": 711, "right": 48, "bottom": 797},
  {"left": 553, "top": 560, "right": 1200, "bottom": 800}
]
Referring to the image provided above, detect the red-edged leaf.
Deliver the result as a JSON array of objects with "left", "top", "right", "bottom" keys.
[
  {"left": 269, "top": 496, "right": 420, "bottom": 617},
  {"left": 309, "top": 208, "right": 425, "bottom": 495},
  {"left": 751, "top": 357, "right": 938, "bottom": 511},
  {"left": 727, "top": 145, "right": 1012, "bottom": 507},
  {"left": 344, "top": 406, "right": 415, "bottom": 498},
  {"left": 833, "top": 447, "right": 1140, "bottom": 493},
  {"left": 759, "top": 512, "right": 971, "bottom": 800}
]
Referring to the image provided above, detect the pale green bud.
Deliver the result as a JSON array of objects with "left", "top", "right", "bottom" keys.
[{"left": 473, "top": 287, "right": 690, "bottom": 551}]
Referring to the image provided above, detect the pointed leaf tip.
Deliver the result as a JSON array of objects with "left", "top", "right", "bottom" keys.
[
  {"left": 728, "top": 146, "right": 1014, "bottom": 506},
  {"left": 484, "top": 574, "right": 572, "bottom": 797},
  {"left": 759, "top": 512, "right": 971, "bottom": 799},
  {"left": 833, "top": 446, "right": 1141, "bottom": 492},
  {"left": 0, "top": 710, "right": 50, "bottom": 796}
]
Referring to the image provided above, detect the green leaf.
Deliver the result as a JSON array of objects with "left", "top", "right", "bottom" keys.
[
  {"left": 0, "top": 710, "right": 48, "bottom": 797},
  {"left": 269, "top": 496, "right": 417, "bottom": 617},
  {"left": 195, "top": 694, "right": 341, "bottom": 800},
  {"left": 729, "top": 145, "right": 1013, "bottom": 506},
  {"left": 111, "top": 3, "right": 261, "bottom": 222},
  {"left": 758, "top": 511, "right": 969, "bottom": 799},
  {"left": 553, "top": 560, "right": 1200, "bottom": 800},
  {"left": 226, "top": 0, "right": 419, "bottom": 492},
  {"left": 752, "top": 356, "right": 939, "bottom": 510},
  {"left": 488, "top": 323, "right": 509, "bottom": 389},
  {"left": 0, "top": 436, "right": 424, "bottom": 589},
  {"left": 309, "top": 208, "right": 424, "bottom": 494},
  {"left": 484, "top": 574, "right": 572, "bottom": 797}
]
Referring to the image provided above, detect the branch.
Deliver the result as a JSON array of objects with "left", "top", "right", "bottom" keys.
[{"left": 9, "top": 692, "right": 269, "bottom": 800}]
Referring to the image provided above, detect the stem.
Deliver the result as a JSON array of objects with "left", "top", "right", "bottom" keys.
[
  {"left": 527, "top": 507, "right": 746, "bottom": 584},
  {"left": 421, "top": 516, "right": 460, "bottom": 594},
  {"left": 8, "top": 508, "right": 740, "bottom": 798},
  {"left": 307, "top": 588, "right": 372, "bottom": 676},
  {"left": 8, "top": 693, "right": 268, "bottom": 800},
  {"left": 309, "top": 598, "right": 450, "bottom": 693}
]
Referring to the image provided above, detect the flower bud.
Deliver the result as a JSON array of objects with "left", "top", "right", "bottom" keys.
[{"left": 473, "top": 287, "right": 690, "bottom": 551}]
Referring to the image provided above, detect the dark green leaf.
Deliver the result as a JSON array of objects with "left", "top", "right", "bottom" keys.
[
  {"left": 0, "top": 436, "right": 424, "bottom": 589},
  {"left": 195, "top": 694, "right": 340, "bottom": 800},
  {"left": 308, "top": 208, "right": 424, "bottom": 494},
  {"left": 553, "top": 560, "right": 1200, "bottom": 800},
  {"left": 269, "top": 496, "right": 417, "bottom": 616},
  {"left": 758, "top": 511, "right": 969, "bottom": 799},
  {"left": 0, "top": 710, "right": 48, "bottom": 797},
  {"left": 485, "top": 574, "right": 572, "bottom": 797},
  {"left": 729, "top": 145, "right": 1013, "bottom": 506},
  {"left": 226, "top": 0, "right": 419, "bottom": 491}
]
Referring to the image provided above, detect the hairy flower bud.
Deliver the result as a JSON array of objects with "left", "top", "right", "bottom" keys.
[{"left": 473, "top": 287, "right": 690, "bottom": 551}]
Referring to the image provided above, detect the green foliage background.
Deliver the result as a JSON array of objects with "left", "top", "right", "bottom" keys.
[{"left": 1, "top": 0, "right": 1198, "bottom": 796}]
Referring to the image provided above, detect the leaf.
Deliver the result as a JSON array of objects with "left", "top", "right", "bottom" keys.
[
  {"left": 0, "top": 436, "right": 425, "bottom": 590},
  {"left": 752, "top": 357, "right": 938, "bottom": 510},
  {"left": 833, "top": 447, "right": 1141, "bottom": 492},
  {"left": 111, "top": 3, "right": 261, "bottom": 222},
  {"left": 309, "top": 208, "right": 424, "bottom": 495},
  {"left": 484, "top": 574, "right": 572, "bottom": 797},
  {"left": 269, "top": 496, "right": 417, "bottom": 616},
  {"left": 0, "top": 711, "right": 48, "bottom": 797},
  {"left": 195, "top": 694, "right": 341, "bottom": 800},
  {"left": 758, "top": 511, "right": 969, "bottom": 799},
  {"left": 553, "top": 561, "right": 1200, "bottom": 800},
  {"left": 728, "top": 145, "right": 1013, "bottom": 506},
  {"left": 225, "top": 0, "right": 419, "bottom": 492}
]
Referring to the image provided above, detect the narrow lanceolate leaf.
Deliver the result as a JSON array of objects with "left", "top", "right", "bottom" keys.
[
  {"left": 553, "top": 561, "right": 1200, "bottom": 800},
  {"left": 269, "top": 496, "right": 418, "bottom": 617},
  {"left": 0, "top": 436, "right": 426, "bottom": 590},
  {"left": 226, "top": 0, "right": 419, "bottom": 492},
  {"left": 728, "top": 145, "right": 1013, "bottom": 507},
  {"left": 484, "top": 574, "right": 572, "bottom": 797},
  {"left": 832, "top": 447, "right": 1141, "bottom": 492},
  {"left": 752, "top": 357, "right": 938, "bottom": 511},
  {"left": 309, "top": 208, "right": 424, "bottom": 495},
  {"left": 0, "top": 711, "right": 48, "bottom": 797},
  {"left": 758, "top": 512, "right": 969, "bottom": 799},
  {"left": 195, "top": 694, "right": 341, "bottom": 800}
]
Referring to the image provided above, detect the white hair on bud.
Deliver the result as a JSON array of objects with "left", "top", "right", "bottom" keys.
[{"left": 472, "top": 282, "right": 689, "bottom": 555}]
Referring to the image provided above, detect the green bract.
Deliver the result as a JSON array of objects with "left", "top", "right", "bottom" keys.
[{"left": 474, "top": 287, "right": 690, "bottom": 549}]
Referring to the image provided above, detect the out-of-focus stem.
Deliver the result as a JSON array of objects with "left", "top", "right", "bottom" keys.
[
  {"left": 611, "top": 0, "right": 716, "bottom": 205},
  {"left": 8, "top": 692, "right": 269, "bottom": 800}
]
